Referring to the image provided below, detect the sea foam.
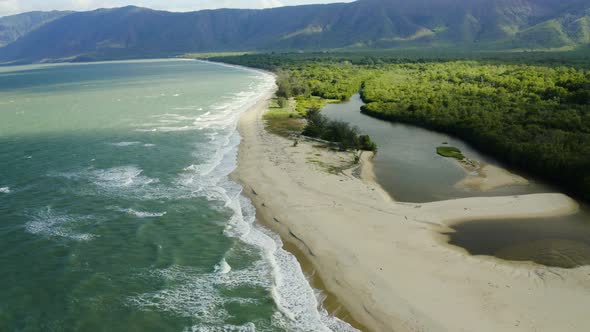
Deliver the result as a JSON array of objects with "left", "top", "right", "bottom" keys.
[
  {"left": 111, "top": 141, "right": 141, "bottom": 147},
  {"left": 187, "top": 323, "right": 256, "bottom": 332},
  {"left": 92, "top": 166, "right": 157, "bottom": 188},
  {"left": 25, "top": 207, "right": 96, "bottom": 241},
  {"left": 52, "top": 165, "right": 170, "bottom": 200},
  {"left": 119, "top": 208, "right": 167, "bottom": 218},
  {"left": 127, "top": 66, "right": 354, "bottom": 331},
  {"left": 0, "top": 187, "right": 10, "bottom": 193},
  {"left": 214, "top": 258, "right": 232, "bottom": 274},
  {"left": 129, "top": 262, "right": 272, "bottom": 330},
  {"left": 171, "top": 67, "right": 356, "bottom": 331}
]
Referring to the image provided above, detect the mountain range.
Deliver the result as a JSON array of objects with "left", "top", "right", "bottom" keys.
[
  {"left": 0, "top": 11, "right": 71, "bottom": 47},
  {"left": 0, "top": 0, "right": 589, "bottom": 63}
]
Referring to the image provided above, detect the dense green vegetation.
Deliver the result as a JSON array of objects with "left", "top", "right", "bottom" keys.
[
  {"left": 437, "top": 146, "right": 465, "bottom": 160},
  {"left": 208, "top": 49, "right": 590, "bottom": 71},
  {"left": 210, "top": 52, "right": 590, "bottom": 201},
  {"left": 261, "top": 95, "right": 377, "bottom": 152},
  {"left": 303, "top": 109, "right": 377, "bottom": 151},
  {"left": 360, "top": 62, "right": 590, "bottom": 200},
  {"left": 268, "top": 61, "right": 377, "bottom": 151},
  {"left": 275, "top": 64, "right": 370, "bottom": 101}
]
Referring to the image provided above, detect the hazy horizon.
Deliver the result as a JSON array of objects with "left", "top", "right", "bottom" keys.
[{"left": 0, "top": 0, "right": 355, "bottom": 17}]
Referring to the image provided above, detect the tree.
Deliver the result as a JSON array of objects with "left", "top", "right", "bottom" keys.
[
  {"left": 277, "top": 97, "right": 287, "bottom": 108},
  {"left": 359, "top": 135, "right": 377, "bottom": 151}
]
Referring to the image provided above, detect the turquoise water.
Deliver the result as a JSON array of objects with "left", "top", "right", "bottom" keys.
[{"left": 0, "top": 60, "right": 355, "bottom": 331}]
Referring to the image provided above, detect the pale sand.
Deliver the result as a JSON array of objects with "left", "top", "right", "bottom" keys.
[
  {"left": 456, "top": 163, "right": 529, "bottom": 192},
  {"left": 232, "top": 91, "right": 590, "bottom": 332}
]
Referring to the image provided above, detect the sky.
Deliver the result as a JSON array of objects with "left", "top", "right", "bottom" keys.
[{"left": 0, "top": 0, "right": 354, "bottom": 16}]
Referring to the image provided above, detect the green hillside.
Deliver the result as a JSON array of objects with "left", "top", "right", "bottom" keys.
[
  {"left": 0, "top": 11, "right": 71, "bottom": 47},
  {"left": 0, "top": 0, "right": 589, "bottom": 63}
]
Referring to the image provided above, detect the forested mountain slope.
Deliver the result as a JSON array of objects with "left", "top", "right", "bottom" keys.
[
  {"left": 0, "top": 0, "right": 589, "bottom": 62},
  {"left": 0, "top": 11, "right": 71, "bottom": 47}
]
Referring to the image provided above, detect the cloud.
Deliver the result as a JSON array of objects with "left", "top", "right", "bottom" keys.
[{"left": 0, "top": 0, "right": 20, "bottom": 15}]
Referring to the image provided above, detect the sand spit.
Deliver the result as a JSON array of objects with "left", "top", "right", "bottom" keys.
[
  {"left": 456, "top": 163, "right": 529, "bottom": 192},
  {"left": 232, "top": 91, "right": 589, "bottom": 332}
]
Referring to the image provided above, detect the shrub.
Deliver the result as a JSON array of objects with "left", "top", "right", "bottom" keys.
[
  {"left": 323, "top": 121, "right": 359, "bottom": 151},
  {"left": 302, "top": 110, "right": 377, "bottom": 151},
  {"left": 436, "top": 146, "right": 465, "bottom": 160},
  {"left": 359, "top": 135, "right": 377, "bottom": 152},
  {"left": 277, "top": 97, "right": 287, "bottom": 108},
  {"left": 302, "top": 109, "right": 327, "bottom": 137}
]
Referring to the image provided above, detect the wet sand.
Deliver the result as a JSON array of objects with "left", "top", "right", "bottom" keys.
[{"left": 456, "top": 162, "right": 529, "bottom": 191}]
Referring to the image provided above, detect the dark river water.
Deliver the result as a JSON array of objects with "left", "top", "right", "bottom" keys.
[{"left": 322, "top": 94, "right": 590, "bottom": 268}]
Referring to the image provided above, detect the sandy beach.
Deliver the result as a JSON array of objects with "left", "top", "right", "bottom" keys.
[
  {"left": 456, "top": 162, "right": 530, "bottom": 192},
  {"left": 232, "top": 90, "right": 590, "bottom": 332}
]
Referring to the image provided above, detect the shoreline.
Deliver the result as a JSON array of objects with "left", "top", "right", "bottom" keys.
[
  {"left": 232, "top": 81, "right": 590, "bottom": 331},
  {"left": 357, "top": 151, "right": 395, "bottom": 202},
  {"left": 453, "top": 157, "right": 530, "bottom": 192},
  {"left": 230, "top": 89, "right": 368, "bottom": 330}
]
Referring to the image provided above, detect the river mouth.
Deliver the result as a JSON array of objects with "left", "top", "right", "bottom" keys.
[
  {"left": 444, "top": 212, "right": 590, "bottom": 268},
  {"left": 322, "top": 94, "right": 590, "bottom": 268}
]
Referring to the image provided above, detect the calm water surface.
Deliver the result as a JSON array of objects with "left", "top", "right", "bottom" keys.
[
  {"left": 445, "top": 212, "right": 590, "bottom": 268},
  {"left": 322, "top": 94, "right": 556, "bottom": 203},
  {"left": 0, "top": 60, "right": 356, "bottom": 331},
  {"left": 322, "top": 94, "right": 590, "bottom": 268}
]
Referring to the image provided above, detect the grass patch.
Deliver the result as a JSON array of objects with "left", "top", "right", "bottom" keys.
[
  {"left": 436, "top": 146, "right": 465, "bottom": 160},
  {"left": 307, "top": 158, "right": 343, "bottom": 174},
  {"left": 263, "top": 97, "right": 304, "bottom": 137},
  {"left": 306, "top": 152, "right": 358, "bottom": 175}
]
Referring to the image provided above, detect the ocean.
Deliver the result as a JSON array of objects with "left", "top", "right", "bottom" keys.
[{"left": 0, "top": 59, "right": 356, "bottom": 332}]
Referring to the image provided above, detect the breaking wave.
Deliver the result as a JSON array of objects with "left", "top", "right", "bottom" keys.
[
  {"left": 153, "top": 67, "right": 358, "bottom": 331},
  {"left": 25, "top": 207, "right": 97, "bottom": 241}
]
